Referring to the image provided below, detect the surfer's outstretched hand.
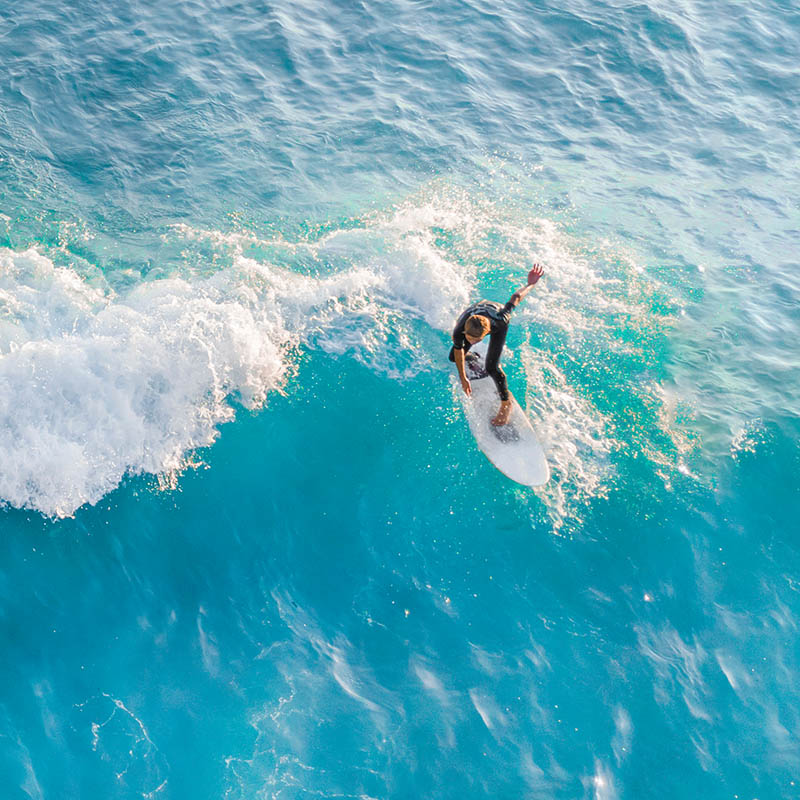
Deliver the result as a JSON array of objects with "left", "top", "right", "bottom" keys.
[
  {"left": 461, "top": 376, "right": 472, "bottom": 396},
  {"left": 527, "top": 263, "right": 544, "bottom": 285}
]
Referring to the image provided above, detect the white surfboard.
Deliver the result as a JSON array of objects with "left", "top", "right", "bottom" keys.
[{"left": 458, "top": 340, "right": 549, "bottom": 487}]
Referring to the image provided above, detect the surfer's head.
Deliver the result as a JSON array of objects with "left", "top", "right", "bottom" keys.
[{"left": 465, "top": 315, "right": 490, "bottom": 343}]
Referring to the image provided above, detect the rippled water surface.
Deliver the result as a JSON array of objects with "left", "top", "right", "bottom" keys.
[{"left": 1, "top": 0, "right": 799, "bottom": 798}]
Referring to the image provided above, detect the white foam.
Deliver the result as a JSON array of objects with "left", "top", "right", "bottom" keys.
[
  {"left": 520, "top": 346, "right": 617, "bottom": 531},
  {"left": 0, "top": 218, "right": 475, "bottom": 516},
  {"left": 0, "top": 249, "right": 294, "bottom": 516}
]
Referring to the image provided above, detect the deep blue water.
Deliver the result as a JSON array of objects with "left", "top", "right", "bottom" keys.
[{"left": 1, "top": 0, "right": 799, "bottom": 798}]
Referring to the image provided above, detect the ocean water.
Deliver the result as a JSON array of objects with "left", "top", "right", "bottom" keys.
[{"left": 1, "top": 0, "right": 799, "bottom": 797}]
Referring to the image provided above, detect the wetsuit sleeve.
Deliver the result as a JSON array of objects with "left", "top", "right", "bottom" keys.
[
  {"left": 452, "top": 318, "right": 466, "bottom": 349},
  {"left": 500, "top": 296, "right": 516, "bottom": 322}
]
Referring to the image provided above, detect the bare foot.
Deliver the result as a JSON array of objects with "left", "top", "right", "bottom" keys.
[{"left": 491, "top": 398, "right": 513, "bottom": 426}]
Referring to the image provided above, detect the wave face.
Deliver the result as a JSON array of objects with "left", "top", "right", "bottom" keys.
[
  {"left": 1, "top": 187, "right": 672, "bottom": 523},
  {"left": 0, "top": 198, "right": 480, "bottom": 516},
  {"left": 1, "top": 1, "right": 799, "bottom": 799}
]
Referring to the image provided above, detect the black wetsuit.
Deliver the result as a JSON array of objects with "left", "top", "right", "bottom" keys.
[{"left": 449, "top": 297, "right": 516, "bottom": 401}]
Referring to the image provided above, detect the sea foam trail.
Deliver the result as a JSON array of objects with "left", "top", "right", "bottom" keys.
[
  {"left": 0, "top": 232, "right": 471, "bottom": 517},
  {"left": 1, "top": 185, "right": 680, "bottom": 520}
]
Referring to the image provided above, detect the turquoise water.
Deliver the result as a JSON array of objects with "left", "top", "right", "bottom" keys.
[{"left": 1, "top": 0, "right": 799, "bottom": 797}]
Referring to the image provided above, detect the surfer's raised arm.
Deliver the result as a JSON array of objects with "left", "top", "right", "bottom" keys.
[{"left": 505, "top": 263, "right": 544, "bottom": 309}]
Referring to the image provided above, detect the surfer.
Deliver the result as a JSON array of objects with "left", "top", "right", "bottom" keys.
[{"left": 449, "top": 264, "right": 544, "bottom": 426}]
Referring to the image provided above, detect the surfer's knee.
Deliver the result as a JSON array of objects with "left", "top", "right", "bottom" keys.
[
  {"left": 488, "top": 367, "right": 509, "bottom": 400},
  {"left": 487, "top": 363, "right": 504, "bottom": 380}
]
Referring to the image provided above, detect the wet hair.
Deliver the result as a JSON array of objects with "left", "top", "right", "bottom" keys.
[{"left": 465, "top": 315, "right": 490, "bottom": 338}]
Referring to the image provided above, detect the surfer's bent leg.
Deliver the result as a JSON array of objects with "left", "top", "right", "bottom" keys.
[{"left": 485, "top": 327, "right": 509, "bottom": 400}]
